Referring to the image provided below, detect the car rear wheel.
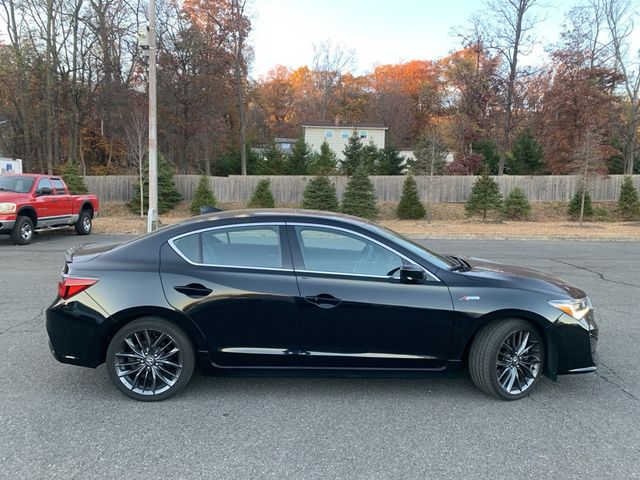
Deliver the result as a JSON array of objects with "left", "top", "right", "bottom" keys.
[
  {"left": 75, "top": 210, "right": 92, "bottom": 235},
  {"left": 469, "top": 319, "right": 544, "bottom": 400},
  {"left": 106, "top": 317, "right": 195, "bottom": 401},
  {"left": 11, "top": 215, "right": 34, "bottom": 245}
]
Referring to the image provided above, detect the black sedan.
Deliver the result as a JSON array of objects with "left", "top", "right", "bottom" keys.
[{"left": 46, "top": 209, "right": 598, "bottom": 401}]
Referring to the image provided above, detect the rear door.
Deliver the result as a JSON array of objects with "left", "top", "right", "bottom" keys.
[
  {"left": 288, "top": 223, "right": 454, "bottom": 370},
  {"left": 160, "top": 222, "right": 301, "bottom": 368}
]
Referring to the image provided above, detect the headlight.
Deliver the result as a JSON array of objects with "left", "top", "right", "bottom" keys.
[
  {"left": 0, "top": 203, "right": 16, "bottom": 213},
  {"left": 549, "top": 297, "right": 592, "bottom": 320}
]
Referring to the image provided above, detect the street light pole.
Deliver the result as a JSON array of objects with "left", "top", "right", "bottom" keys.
[{"left": 147, "top": 0, "right": 158, "bottom": 232}]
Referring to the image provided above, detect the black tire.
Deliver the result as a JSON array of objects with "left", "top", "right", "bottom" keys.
[
  {"left": 75, "top": 209, "right": 92, "bottom": 235},
  {"left": 10, "top": 215, "right": 34, "bottom": 245},
  {"left": 469, "top": 319, "right": 544, "bottom": 401},
  {"left": 106, "top": 317, "right": 195, "bottom": 401}
]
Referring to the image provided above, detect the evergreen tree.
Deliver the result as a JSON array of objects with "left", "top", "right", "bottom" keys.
[
  {"left": 309, "top": 140, "right": 338, "bottom": 175},
  {"left": 286, "top": 137, "right": 311, "bottom": 175},
  {"left": 257, "top": 142, "right": 286, "bottom": 175},
  {"left": 340, "top": 130, "right": 363, "bottom": 175},
  {"left": 359, "top": 141, "right": 381, "bottom": 175},
  {"left": 509, "top": 128, "right": 544, "bottom": 174},
  {"left": 410, "top": 135, "right": 446, "bottom": 175},
  {"left": 247, "top": 179, "right": 275, "bottom": 208},
  {"left": 465, "top": 168, "right": 503, "bottom": 222},
  {"left": 503, "top": 187, "right": 532, "bottom": 220},
  {"left": 618, "top": 176, "right": 640, "bottom": 220},
  {"left": 212, "top": 148, "right": 260, "bottom": 176},
  {"left": 61, "top": 162, "right": 88, "bottom": 194},
  {"left": 472, "top": 139, "right": 501, "bottom": 174},
  {"left": 129, "top": 154, "right": 181, "bottom": 214},
  {"left": 301, "top": 176, "right": 339, "bottom": 211},
  {"left": 341, "top": 163, "right": 378, "bottom": 219},
  {"left": 376, "top": 145, "right": 405, "bottom": 175},
  {"left": 397, "top": 175, "right": 426, "bottom": 219},
  {"left": 190, "top": 176, "right": 217, "bottom": 215},
  {"left": 568, "top": 189, "right": 593, "bottom": 219}
]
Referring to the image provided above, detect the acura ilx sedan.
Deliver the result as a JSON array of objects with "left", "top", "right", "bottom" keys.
[{"left": 46, "top": 209, "right": 598, "bottom": 401}]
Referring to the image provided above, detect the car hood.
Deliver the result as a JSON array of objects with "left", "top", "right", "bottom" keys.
[
  {"left": 0, "top": 191, "right": 29, "bottom": 202},
  {"left": 459, "top": 256, "right": 586, "bottom": 299}
]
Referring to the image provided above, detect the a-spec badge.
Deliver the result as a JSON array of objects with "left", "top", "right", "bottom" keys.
[{"left": 459, "top": 295, "right": 480, "bottom": 301}]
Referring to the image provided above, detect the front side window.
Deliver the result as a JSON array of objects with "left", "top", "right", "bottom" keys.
[
  {"left": 51, "top": 178, "right": 66, "bottom": 195},
  {"left": 295, "top": 226, "right": 402, "bottom": 277},
  {"left": 172, "top": 225, "right": 283, "bottom": 269},
  {"left": 36, "top": 178, "right": 53, "bottom": 194}
]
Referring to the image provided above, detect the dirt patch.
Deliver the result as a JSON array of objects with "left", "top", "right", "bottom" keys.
[{"left": 93, "top": 202, "right": 640, "bottom": 239}]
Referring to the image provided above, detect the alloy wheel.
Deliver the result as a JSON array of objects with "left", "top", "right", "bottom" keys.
[
  {"left": 82, "top": 216, "right": 91, "bottom": 232},
  {"left": 21, "top": 222, "right": 33, "bottom": 241},
  {"left": 113, "top": 329, "right": 183, "bottom": 396},
  {"left": 496, "top": 329, "right": 542, "bottom": 395}
]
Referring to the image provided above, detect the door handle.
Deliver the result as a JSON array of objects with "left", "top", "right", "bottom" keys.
[
  {"left": 174, "top": 283, "right": 212, "bottom": 298},
  {"left": 304, "top": 293, "right": 342, "bottom": 309}
]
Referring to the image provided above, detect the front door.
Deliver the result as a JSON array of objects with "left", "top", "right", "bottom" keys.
[
  {"left": 289, "top": 224, "right": 454, "bottom": 370},
  {"left": 160, "top": 223, "right": 301, "bottom": 368}
]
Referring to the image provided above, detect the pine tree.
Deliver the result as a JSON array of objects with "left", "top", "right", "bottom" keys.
[
  {"left": 286, "top": 137, "right": 311, "bottom": 175},
  {"left": 376, "top": 145, "right": 405, "bottom": 175},
  {"left": 257, "top": 142, "right": 286, "bottom": 175},
  {"left": 509, "top": 128, "right": 544, "bottom": 174},
  {"left": 301, "top": 176, "right": 339, "bottom": 211},
  {"left": 503, "top": 187, "right": 532, "bottom": 220},
  {"left": 309, "top": 140, "right": 337, "bottom": 175},
  {"left": 618, "top": 176, "right": 640, "bottom": 220},
  {"left": 410, "top": 134, "right": 446, "bottom": 175},
  {"left": 190, "top": 176, "right": 217, "bottom": 215},
  {"left": 61, "top": 162, "right": 88, "bottom": 194},
  {"left": 472, "top": 139, "right": 501, "bottom": 174},
  {"left": 340, "top": 130, "right": 363, "bottom": 175},
  {"left": 341, "top": 163, "right": 378, "bottom": 219},
  {"left": 465, "top": 168, "right": 503, "bottom": 222},
  {"left": 359, "top": 141, "right": 381, "bottom": 175},
  {"left": 247, "top": 179, "right": 275, "bottom": 208},
  {"left": 568, "top": 189, "right": 594, "bottom": 219},
  {"left": 128, "top": 154, "right": 181, "bottom": 214},
  {"left": 397, "top": 175, "right": 426, "bottom": 219}
]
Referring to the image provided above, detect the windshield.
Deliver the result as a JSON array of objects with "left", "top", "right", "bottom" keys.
[
  {"left": 0, "top": 176, "right": 34, "bottom": 193},
  {"left": 366, "top": 223, "right": 457, "bottom": 270}
]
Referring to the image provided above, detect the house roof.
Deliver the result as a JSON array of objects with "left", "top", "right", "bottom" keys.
[{"left": 301, "top": 121, "right": 388, "bottom": 130}]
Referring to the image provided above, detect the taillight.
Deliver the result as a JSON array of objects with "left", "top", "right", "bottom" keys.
[{"left": 57, "top": 277, "right": 98, "bottom": 300}]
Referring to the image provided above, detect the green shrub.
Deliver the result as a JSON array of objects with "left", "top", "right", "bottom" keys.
[
  {"left": 301, "top": 176, "right": 339, "bottom": 211},
  {"left": 465, "top": 168, "right": 503, "bottom": 221},
  {"left": 568, "top": 189, "right": 593, "bottom": 219},
  {"left": 61, "top": 162, "right": 88, "bottom": 195},
  {"left": 397, "top": 175, "right": 426, "bottom": 219},
  {"left": 502, "top": 187, "right": 531, "bottom": 220},
  {"left": 618, "top": 176, "right": 640, "bottom": 220},
  {"left": 341, "top": 163, "right": 378, "bottom": 219},
  {"left": 247, "top": 179, "right": 275, "bottom": 208},
  {"left": 129, "top": 154, "right": 181, "bottom": 215},
  {"left": 190, "top": 176, "right": 217, "bottom": 215}
]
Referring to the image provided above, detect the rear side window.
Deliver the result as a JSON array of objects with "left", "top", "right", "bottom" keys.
[
  {"left": 51, "top": 178, "right": 66, "bottom": 195},
  {"left": 172, "top": 225, "right": 283, "bottom": 269}
]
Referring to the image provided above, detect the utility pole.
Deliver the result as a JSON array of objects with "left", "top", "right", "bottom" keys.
[{"left": 147, "top": 0, "right": 158, "bottom": 232}]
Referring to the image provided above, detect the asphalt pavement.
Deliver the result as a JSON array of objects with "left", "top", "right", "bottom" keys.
[{"left": 0, "top": 231, "right": 639, "bottom": 479}]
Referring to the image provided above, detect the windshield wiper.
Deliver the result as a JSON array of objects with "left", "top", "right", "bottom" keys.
[{"left": 448, "top": 256, "right": 471, "bottom": 272}]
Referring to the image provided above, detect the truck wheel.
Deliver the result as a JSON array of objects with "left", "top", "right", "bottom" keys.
[
  {"left": 75, "top": 210, "right": 92, "bottom": 235},
  {"left": 11, "top": 216, "right": 34, "bottom": 245}
]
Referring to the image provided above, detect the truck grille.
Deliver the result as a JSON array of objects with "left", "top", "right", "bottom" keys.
[{"left": 590, "top": 334, "right": 599, "bottom": 365}]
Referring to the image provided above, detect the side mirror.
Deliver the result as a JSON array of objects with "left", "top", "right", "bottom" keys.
[
  {"left": 37, "top": 186, "right": 52, "bottom": 196},
  {"left": 400, "top": 265, "right": 426, "bottom": 284}
]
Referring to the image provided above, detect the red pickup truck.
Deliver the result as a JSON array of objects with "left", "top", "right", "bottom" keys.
[{"left": 0, "top": 174, "right": 99, "bottom": 245}]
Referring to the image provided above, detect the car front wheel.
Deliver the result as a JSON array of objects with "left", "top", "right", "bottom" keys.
[
  {"left": 106, "top": 317, "right": 195, "bottom": 401},
  {"left": 11, "top": 215, "right": 34, "bottom": 245},
  {"left": 469, "top": 319, "right": 544, "bottom": 400}
]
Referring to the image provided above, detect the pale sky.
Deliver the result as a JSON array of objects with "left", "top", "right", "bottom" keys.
[{"left": 248, "top": 0, "right": 604, "bottom": 79}]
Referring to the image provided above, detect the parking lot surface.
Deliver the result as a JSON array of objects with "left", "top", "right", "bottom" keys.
[{"left": 1, "top": 232, "right": 639, "bottom": 479}]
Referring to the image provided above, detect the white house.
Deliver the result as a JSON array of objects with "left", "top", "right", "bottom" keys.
[{"left": 302, "top": 121, "right": 387, "bottom": 160}]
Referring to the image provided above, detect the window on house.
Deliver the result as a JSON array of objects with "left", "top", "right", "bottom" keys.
[
  {"left": 341, "top": 130, "right": 349, "bottom": 139},
  {"left": 325, "top": 130, "right": 333, "bottom": 138},
  {"left": 359, "top": 130, "right": 368, "bottom": 139}
]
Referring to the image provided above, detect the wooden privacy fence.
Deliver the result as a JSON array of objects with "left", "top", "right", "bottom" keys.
[{"left": 84, "top": 175, "right": 640, "bottom": 204}]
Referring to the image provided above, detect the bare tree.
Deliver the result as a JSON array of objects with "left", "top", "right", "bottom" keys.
[
  {"left": 125, "top": 96, "right": 148, "bottom": 217},
  {"left": 229, "top": 0, "right": 250, "bottom": 175},
  {"left": 571, "top": 125, "right": 607, "bottom": 225},
  {"left": 601, "top": 0, "right": 640, "bottom": 174},
  {"left": 312, "top": 40, "right": 355, "bottom": 121},
  {"left": 484, "top": 0, "right": 541, "bottom": 174}
]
